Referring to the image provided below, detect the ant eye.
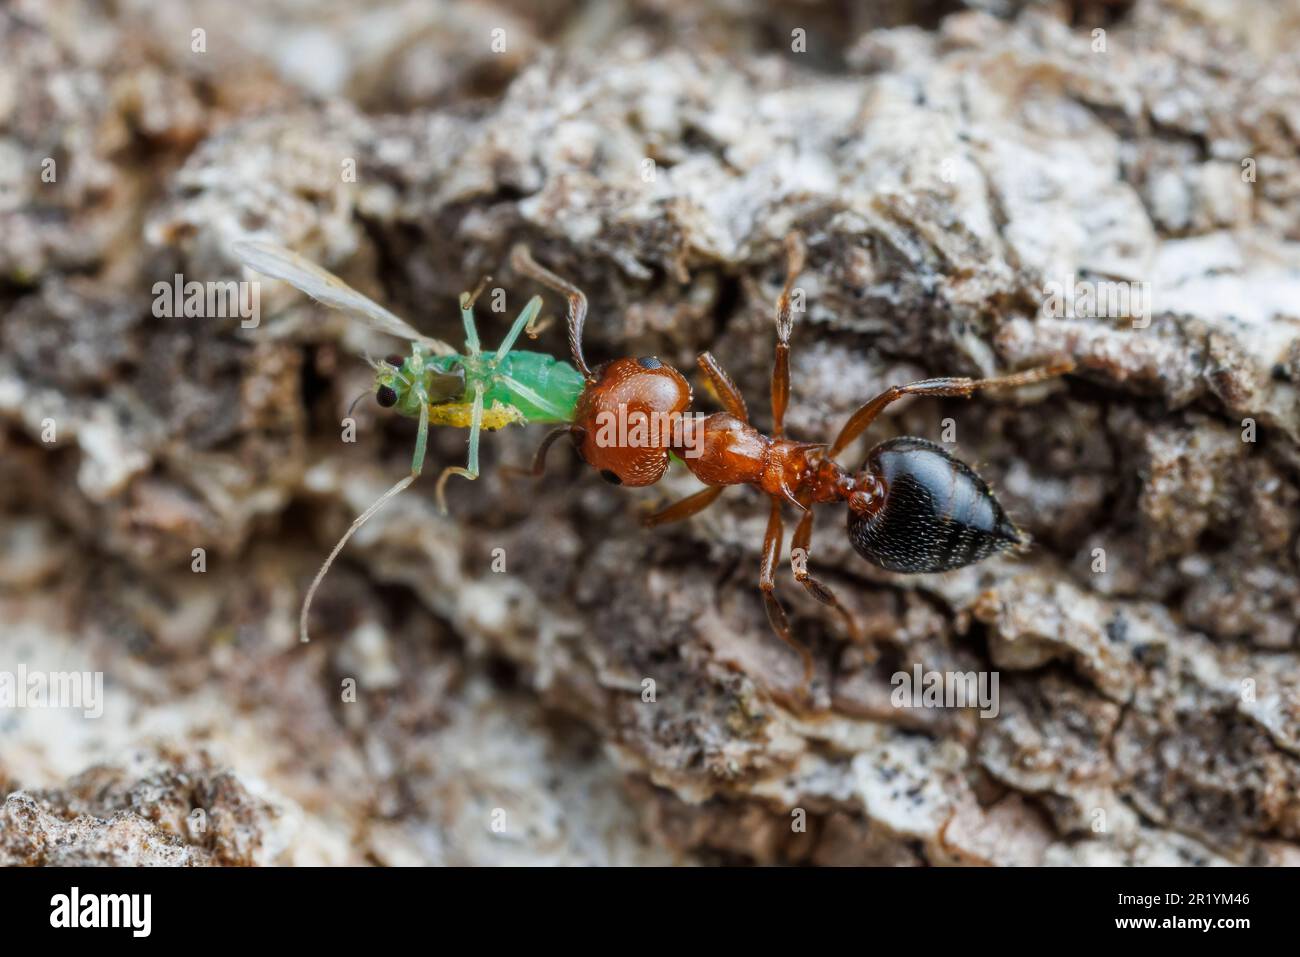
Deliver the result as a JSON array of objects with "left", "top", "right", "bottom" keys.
[
  {"left": 599, "top": 469, "right": 623, "bottom": 485},
  {"left": 385, "top": 354, "right": 404, "bottom": 368},
  {"left": 376, "top": 385, "right": 398, "bottom": 408},
  {"left": 636, "top": 356, "right": 662, "bottom": 370}
]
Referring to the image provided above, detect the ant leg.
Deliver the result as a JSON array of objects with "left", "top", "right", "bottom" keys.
[
  {"left": 696, "top": 352, "right": 748, "bottom": 422},
  {"left": 299, "top": 400, "right": 430, "bottom": 643},
  {"left": 772, "top": 232, "right": 806, "bottom": 437},
  {"left": 827, "top": 358, "right": 1075, "bottom": 458},
  {"left": 499, "top": 425, "right": 575, "bottom": 480},
  {"left": 510, "top": 244, "right": 592, "bottom": 381},
  {"left": 641, "top": 485, "right": 724, "bottom": 528},
  {"left": 791, "top": 508, "right": 868, "bottom": 656},
  {"left": 494, "top": 295, "right": 544, "bottom": 360},
  {"left": 435, "top": 385, "right": 484, "bottom": 514},
  {"left": 760, "top": 497, "right": 814, "bottom": 700}
]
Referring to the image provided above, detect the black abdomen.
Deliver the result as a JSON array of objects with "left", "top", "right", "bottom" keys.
[{"left": 847, "top": 437, "right": 1022, "bottom": 573}]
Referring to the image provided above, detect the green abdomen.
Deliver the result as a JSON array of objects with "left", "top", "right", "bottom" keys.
[{"left": 431, "top": 351, "right": 585, "bottom": 424}]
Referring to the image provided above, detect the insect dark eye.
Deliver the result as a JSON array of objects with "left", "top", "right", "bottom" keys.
[
  {"left": 599, "top": 469, "right": 623, "bottom": 485},
  {"left": 376, "top": 385, "right": 398, "bottom": 408},
  {"left": 636, "top": 356, "right": 662, "bottom": 370},
  {"left": 385, "top": 354, "right": 404, "bottom": 368}
]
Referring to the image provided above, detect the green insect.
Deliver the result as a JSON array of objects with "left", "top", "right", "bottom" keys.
[{"left": 231, "top": 241, "right": 586, "bottom": 642}]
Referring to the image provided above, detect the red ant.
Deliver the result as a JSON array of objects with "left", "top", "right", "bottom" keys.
[{"left": 509, "top": 235, "right": 1073, "bottom": 701}]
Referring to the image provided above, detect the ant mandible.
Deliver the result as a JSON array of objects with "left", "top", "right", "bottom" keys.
[{"left": 509, "top": 236, "right": 1073, "bottom": 701}]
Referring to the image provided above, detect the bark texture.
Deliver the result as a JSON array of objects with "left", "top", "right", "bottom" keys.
[{"left": 2, "top": 0, "right": 1299, "bottom": 865}]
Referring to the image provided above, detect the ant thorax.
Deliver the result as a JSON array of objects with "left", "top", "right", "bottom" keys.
[{"left": 796, "top": 446, "right": 878, "bottom": 510}]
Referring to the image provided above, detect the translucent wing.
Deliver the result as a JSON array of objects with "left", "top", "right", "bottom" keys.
[{"left": 232, "top": 240, "right": 455, "bottom": 355}]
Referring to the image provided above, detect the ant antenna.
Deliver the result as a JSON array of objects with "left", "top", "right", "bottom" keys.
[{"left": 300, "top": 473, "right": 416, "bottom": 643}]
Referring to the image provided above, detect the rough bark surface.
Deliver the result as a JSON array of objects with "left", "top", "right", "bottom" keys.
[{"left": 2, "top": 0, "right": 1299, "bottom": 865}]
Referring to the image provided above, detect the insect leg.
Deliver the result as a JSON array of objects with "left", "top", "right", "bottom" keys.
[
  {"left": 510, "top": 244, "right": 592, "bottom": 381},
  {"left": 641, "top": 485, "right": 725, "bottom": 528},
  {"left": 299, "top": 400, "right": 430, "bottom": 643},
  {"left": 827, "top": 358, "right": 1075, "bottom": 459},
  {"left": 459, "top": 288, "right": 483, "bottom": 355},
  {"left": 771, "top": 232, "right": 806, "bottom": 438},
  {"left": 494, "top": 295, "right": 544, "bottom": 361},
  {"left": 696, "top": 352, "right": 748, "bottom": 422},
  {"left": 434, "top": 384, "right": 485, "bottom": 514},
  {"left": 760, "top": 497, "right": 814, "bottom": 700},
  {"left": 790, "top": 507, "right": 866, "bottom": 654}
]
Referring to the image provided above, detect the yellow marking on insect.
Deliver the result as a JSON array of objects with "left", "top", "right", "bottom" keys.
[{"left": 426, "top": 400, "right": 526, "bottom": 431}]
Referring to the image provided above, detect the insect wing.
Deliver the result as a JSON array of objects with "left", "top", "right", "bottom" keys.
[{"left": 232, "top": 241, "right": 455, "bottom": 355}]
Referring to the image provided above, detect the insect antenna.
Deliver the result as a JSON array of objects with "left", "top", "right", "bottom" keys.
[
  {"left": 346, "top": 389, "right": 371, "bottom": 418},
  {"left": 299, "top": 473, "right": 416, "bottom": 643},
  {"left": 362, "top": 350, "right": 411, "bottom": 386}
]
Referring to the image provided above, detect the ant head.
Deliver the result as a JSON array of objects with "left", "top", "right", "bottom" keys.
[
  {"left": 845, "top": 437, "right": 1022, "bottom": 574},
  {"left": 571, "top": 357, "right": 693, "bottom": 486}
]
